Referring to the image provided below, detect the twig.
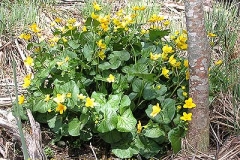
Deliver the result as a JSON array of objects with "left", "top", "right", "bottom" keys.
[
  {"left": 0, "top": 143, "right": 6, "bottom": 158},
  {"left": 89, "top": 142, "right": 97, "bottom": 160}
]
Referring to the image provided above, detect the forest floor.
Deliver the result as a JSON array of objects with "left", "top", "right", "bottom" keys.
[{"left": 0, "top": 0, "right": 240, "bottom": 159}]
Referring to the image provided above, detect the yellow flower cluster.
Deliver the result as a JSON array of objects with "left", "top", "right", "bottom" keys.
[
  {"left": 112, "top": 13, "right": 134, "bottom": 31},
  {"left": 96, "top": 39, "right": 107, "bottom": 60},
  {"left": 171, "top": 31, "right": 188, "bottom": 50},
  {"left": 148, "top": 14, "right": 164, "bottom": 23},
  {"left": 22, "top": 74, "right": 32, "bottom": 88},
  {"left": 19, "top": 33, "right": 31, "bottom": 41},
  {"left": 132, "top": 6, "right": 146, "bottom": 11},
  {"left": 24, "top": 56, "right": 34, "bottom": 66},
  {"left": 179, "top": 98, "right": 196, "bottom": 121}
]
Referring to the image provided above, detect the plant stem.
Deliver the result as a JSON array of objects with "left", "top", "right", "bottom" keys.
[{"left": 13, "top": 60, "right": 30, "bottom": 160}]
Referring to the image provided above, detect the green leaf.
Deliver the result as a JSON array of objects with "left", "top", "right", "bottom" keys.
[
  {"left": 143, "top": 83, "right": 156, "bottom": 100},
  {"left": 47, "top": 115, "right": 63, "bottom": 133},
  {"left": 68, "top": 40, "right": 80, "bottom": 49},
  {"left": 162, "top": 98, "right": 176, "bottom": 122},
  {"left": 155, "top": 84, "right": 168, "bottom": 96},
  {"left": 132, "top": 79, "right": 144, "bottom": 93},
  {"left": 99, "top": 129, "right": 122, "bottom": 143},
  {"left": 80, "top": 130, "right": 92, "bottom": 141},
  {"left": 68, "top": 118, "right": 81, "bottom": 136},
  {"left": 117, "top": 109, "right": 137, "bottom": 132},
  {"left": 149, "top": 29, "right": 170, "bottom": 41},
  {"left": 79, "top": 114, "right": 89, "bottom": 130},
  {"left": 119, "top": 95, "right": 131, "bottom": 114},
  {"left": 65, "top": 50, "right": 78, "bottom": 59},
  {"left": 91, "top": 92, "right": 106, "bottom": 107},
  {"left": 33, "top": 100, "right": 52, "bottom": 113},
  {"left": 133, "top": 73, "right": 155, "bottom": 81},
  {"left": 109, "top": 50, "right": 130, "bottom": 62},
  {"left": 98, "top": 61, "right": 121, "bottom": 70},
  {"left": 145, "top": 98, "right": 175, "bottom": 124},
  {"left": 143, "top": 127, "right": 165, "bottom": 138},
  {"left": 177, "top": 88, "right": 185, "bottom": 101},
  {"left": 97, "top": 104, "right": 118, "bottom": 133},
  {"left": 112, "top": 146, "right": 137, "bottom": 159},
  {"left": 138, "top": 136, "right": 161, "bottom": 158},
  {"left": 83, "top": 44, "right": 93, "bottom": 61},
  {"left": 168, "top": 127, "right": 185, "bottom": 154},
  {"left": 107, "top": 94, "right": 121, "bottom": 110}
]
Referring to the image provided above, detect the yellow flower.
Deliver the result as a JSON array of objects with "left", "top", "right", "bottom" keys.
[
  {"left": 183, "top": 98, "right": 196, "bottom": 109},
  {"left": 150, "top": 103, "right": 161, "bottom": 117},
  {"left": 161, "top": 52, "right": 169, "bottom": 61},
  {"left": 82, "top": 26, "right": 87, "bottom": 32},
  {"left": 116, "top": 9, "right": 124, "bottom": 16},
  {"left": 18, "top": 95, "right": 25, "bottom": 105},
  {"left": 22, "top": 74, "right": 31, "bottom": 88},
  {"left": 163, "top": 20, "right": 170, "bottom": 26},
  {"left": 156, "top": 85, "right": 161, "bottom": 89},
  {"left": 67, "top": 18, "right": 76, "bottom": 24},
  {"left": 91, "top": 12, "right": 99, "bottom": 19},
  {"left": 57, "top": 61, "right": 64, "bottom": 66},
  {"left": 183, "top": 92, "right": 188, "bottom": 97},
  {"left": 107, "top": 74, "right": 115, "bottom": 83},
  {"left": 49, "top": 36, "right": 60, "bottom": 43},
  {"left": 137, "top": 121, "right": 142, "bottom": 133},
  {"left": 62, "top": 37, "right": 68, "bottom": 43},
  {"left": 207, "top": 32, "right": 217, "bottom": 37},
  {"left": 177, "top": 105, "right": 182, "bottom": 110},
  {"left": 56, "top": 103, "right": 67, "bottom": 114},
  {"left": 175, "top": 34, "right": 188, "bottom": 50},
  {"left": 29, "top": 23, "right": 41, "bottom": 33},
  {"left": 98, "top": 50, "right": 106, "bottom": 60},
  {"left": 19, "top": 33, "right": 31, "bottom": 41},
  {"left": 93, "top": 1, "right": 101, "bottom": 11},
  {"left": 150, "top": 52, "right": 161, "bottom": 61},
  {"left": 162, "top": 45, "right": 174, "bottom": 54},
  {"left": 48, "top": 109, "right": 52, "bottom": 112},
  {"left": 65, "top": 56, "right": 70, "bottom": 62},
  {"left": 96, "top": 39, "right": 106, "bottom": 49},
  {"left": 85, "top": 97, "right": 95, "bottom": 108},
  {"left": 180, "top": 112, "right": 192, "bottom": 121},
  {"left": 181, "top": 86, "right": 186, "bottom": 90},
  {"left": 24, "top": 56, "right": 34, "bottom": 66},
  {"left": 162, "top": 67, "right": 170, "bottom": 79},
  {"left": 184, "top": 59, "right": 189, "bottom": 68},
  {"left": 78, "top": 94, "right": 86, "bottom": 100},
  {"left": 55, "top": 17, "right": 62, "bottom": 23},
  {"left": 67, "top": 93, "right": 72, "bottom": 98},
  {"left": 44, "top": 94, "right": 51, "bottom": 102},
  {"left": 53, "top": 94, "right": 65, "bottom": 103},
  {"left": 148, "top": 14, "right": 164, "bottom": 23},
  {"left": 185, "top": 70, "right": 190, "bottom": 80},
  {"left": 100, "top": 23, "right": 109, "bottom": 32},
  {"left": 132, "top": 6, "right": 140, "bottom": 11},
  {"left": 215, "top": 60, "right": 223, "bottom": 65},
  {"left": 139, "top": 6, "right": 146, "bottom": 10},
  {"left": 168, "top": 55, "right": 177, "bottom": 67}
]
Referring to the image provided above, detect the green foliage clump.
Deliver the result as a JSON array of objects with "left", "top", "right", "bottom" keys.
[{"left": 19, "top": 2, "right": 196, "bottom": 159}]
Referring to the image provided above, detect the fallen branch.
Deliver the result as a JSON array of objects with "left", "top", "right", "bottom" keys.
[{"left": 0, "top": 110, "right": 47, "bottom": 159}]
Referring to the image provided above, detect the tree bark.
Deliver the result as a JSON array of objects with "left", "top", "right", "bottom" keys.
[{"left": 184, "top": 0, "right": 210, "bottom": 152}]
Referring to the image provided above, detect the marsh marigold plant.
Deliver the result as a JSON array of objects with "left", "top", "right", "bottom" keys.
[{"left": 19, "top": 3, "right": 198, "bottom": 159}]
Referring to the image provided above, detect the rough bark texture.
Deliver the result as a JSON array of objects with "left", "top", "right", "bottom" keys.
[{"left": 184, "top": 0, "right": 210, "bottom": 152}]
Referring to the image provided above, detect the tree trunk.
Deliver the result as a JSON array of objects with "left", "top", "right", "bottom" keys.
[{"left": 184, "top": 0, "right": 210, "bottom": 152}]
